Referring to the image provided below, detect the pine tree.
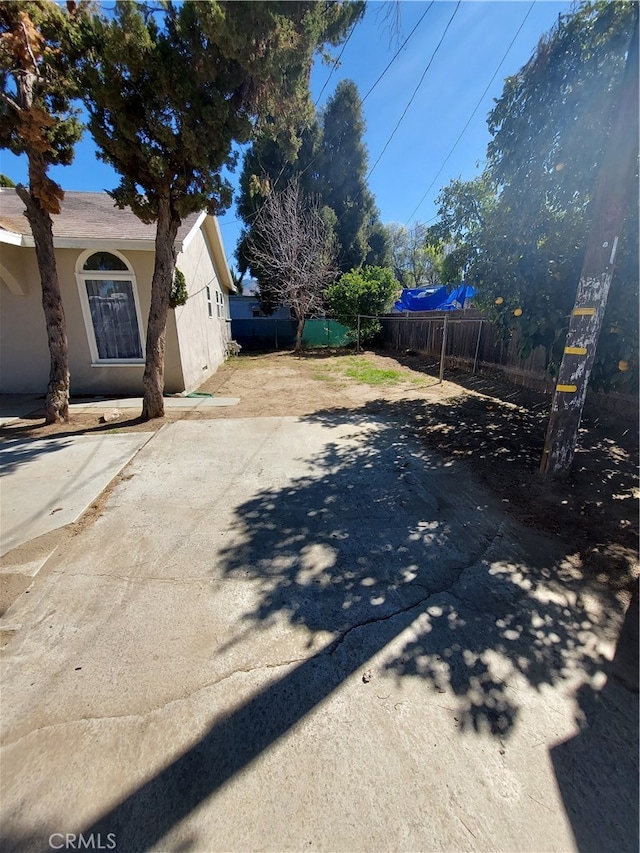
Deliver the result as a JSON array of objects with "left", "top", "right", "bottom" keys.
[
  {"left": 237, "top": 75, "right": 386, "bottom": 312},
  {"left": 0, "top": 0, "right": 84, "bottom": 423},
  {"left": 80, "top": 0, "right": 364, "bottom": 420},
  {"left": 320, "top": 79, "right": 382, "bottom": 272}
]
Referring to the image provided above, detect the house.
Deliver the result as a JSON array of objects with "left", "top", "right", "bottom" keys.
[
  {"left": 0, "top": 189, "right": 234, "bottom": 396},
  {"left": 229, "top": 294, "right": 292, "bottom": 321},
  {"left": 228, "top": 292, "right": 294, "bottom": 351}
]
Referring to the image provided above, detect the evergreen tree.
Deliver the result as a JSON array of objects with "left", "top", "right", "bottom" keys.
[
  {"left": 320, "top": 79, "right": 382, "bottom": 272},
  {"left": 236, "top": 75, "right": 386, "bottom": 311},
  {"left": 80, "top": 0, "right": 363, "bottom": 420},
  {"left": 0, "top": 0, "right": 84, "bottom": 423},
  {"left": 236, "top": 122, "right": 324, "bottom": 312}
]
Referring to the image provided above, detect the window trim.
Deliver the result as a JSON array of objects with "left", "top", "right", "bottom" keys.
[{"left": 75, "top": 249, "right": 145, "bottom": 365}]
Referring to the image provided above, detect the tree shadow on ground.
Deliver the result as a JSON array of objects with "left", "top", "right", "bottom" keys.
[
  {"left": 0, "top": 415, "right": 150, "bottom": 459},
  {"left": 69, "top": 399, "right": 639, "bottom": 852},
  {"left": 0, "top": 434, "right": 77, "bottom": 476},
  {"left": 381, "top": 371, "right": 638, "bottom": 584}
]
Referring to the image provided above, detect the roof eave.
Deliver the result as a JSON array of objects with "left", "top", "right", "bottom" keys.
[
  {"left": 202, "top": 215, "right": 234, "bottom": 293},
  {"left": 0, "top": 232, "right": 157, "bottom": 251},
  {"left": 0, "top": 229, "right": 25, "bottom": 246}
]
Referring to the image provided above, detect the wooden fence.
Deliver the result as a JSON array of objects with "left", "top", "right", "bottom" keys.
[
  {"left": 380, "top": 310, "right": 638, "bottom": 416},
  {"left": 381, "top": 309, "right": 552, "bottom": 389}
]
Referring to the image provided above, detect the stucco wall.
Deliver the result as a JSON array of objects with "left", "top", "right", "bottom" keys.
[
  {"left": 173, "top": 226, "right": 231, "bottom": 392},
  {"left": 1, "top": 244, "right": 50, "bottom": 393},
  {"left": 0, "top": 244, "right": 184, "bottom": 396}
]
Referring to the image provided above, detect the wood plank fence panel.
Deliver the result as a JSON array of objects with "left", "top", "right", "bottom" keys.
[{"left": 380, "top": 312, "right": 637, "bottom": 408}]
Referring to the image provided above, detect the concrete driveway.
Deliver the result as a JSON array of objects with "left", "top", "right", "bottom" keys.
[
  {"left": 0, "top": 432, "right": 154, "bottom": 557},
  {"left": 0, "top": 416, "right": 637, "bottom": 852}
]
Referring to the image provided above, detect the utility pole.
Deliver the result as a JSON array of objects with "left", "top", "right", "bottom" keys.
[{"left": 540, "top": 9, "right": 639, "bottom": 478}]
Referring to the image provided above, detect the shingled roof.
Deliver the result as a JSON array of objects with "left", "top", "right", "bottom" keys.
[{"left": 0, "top": 189, "right": 202, "bottom": 248}]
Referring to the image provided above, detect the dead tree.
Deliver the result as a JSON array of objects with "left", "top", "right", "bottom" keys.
[{"left": 245, "top": 179, "right": 337, "bottom": 353}]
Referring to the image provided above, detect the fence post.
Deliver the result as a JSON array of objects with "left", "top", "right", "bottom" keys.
[
  {"left": 356, "top": 315, "right": 361, "bottom": 353},
  {"left": 438, "top": 313, "right": 448, "bottom": 384},
  {"left": 473, "top": 320, "right": 483, "bottom": 374}
]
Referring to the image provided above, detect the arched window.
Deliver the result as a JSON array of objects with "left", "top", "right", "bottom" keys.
[
  {"left": 82, "top": 252, "right": 129, "bottom": 272},
  {"left": 76, "top": 250, "right": 144, "bottom": 363}
]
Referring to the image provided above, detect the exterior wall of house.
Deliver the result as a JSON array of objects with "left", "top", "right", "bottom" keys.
[
  {"left": 0, "top": 243, "right": 50, "bottom": 393},
  {"left": 0, "top": 244, "right": 185, "bottom": 396},
  {"left": 229, "top": 295, "right": 292, "bottom": 320},
  {"left": 173, "top": 226, "right": 231, "bottom": 392}
]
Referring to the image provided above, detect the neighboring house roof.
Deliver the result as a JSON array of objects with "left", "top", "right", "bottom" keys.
[{"left": 0, "top": 188, "right": 233, "bottom": 291}]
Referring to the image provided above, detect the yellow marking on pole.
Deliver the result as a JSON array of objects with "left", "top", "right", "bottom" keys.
[
  {"left": 564, "top": 346, "right": 587, "bottom": 355},
  {"left": 556, "top": 384, "right": 578, "bottom": 393},
  {"left": 572, "top": 307, "right": 596, "bottom": 316}
]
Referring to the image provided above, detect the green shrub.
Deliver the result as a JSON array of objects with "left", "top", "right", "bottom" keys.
[
  {"left": 169, "top": 268, "right": 188, "bottom": 308},
  {"left": 325, "top": 266, "right": 400, "bottom": 343}
]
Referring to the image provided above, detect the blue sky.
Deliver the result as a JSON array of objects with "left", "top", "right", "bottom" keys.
[{"left": 1, "top": 0, "right": 572, "bottom": 273}]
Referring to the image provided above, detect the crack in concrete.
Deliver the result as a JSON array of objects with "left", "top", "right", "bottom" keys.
[
  {"left": 3, "top": 522, "right": 510, "bottom": 750},
  {"left": 321, "top": 524, "right": 508, "bottom": 658},
  {"left": 1, "top": 653, "right": 312, "bottom": 749},
  {"left": 49, "top": 570, "right": 242, "bottom": 585}
]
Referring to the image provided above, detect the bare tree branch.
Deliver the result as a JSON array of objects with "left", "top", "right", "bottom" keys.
[
  {"left": 0, "top": 89, "right": 22, "bottom": 114},
  {"left": 19, "top": 18, "right": 41, "bottom": 76},
  {"left": 245, "top": 179, "right": 337, "bottom": 352}
]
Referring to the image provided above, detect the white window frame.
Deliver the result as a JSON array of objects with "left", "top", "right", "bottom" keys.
[
  {"left": 76, "top": 249, "right": 145, "bottom": 366},
  {"left": 206, "top": 285, "right": 213, "bottom": 318}
]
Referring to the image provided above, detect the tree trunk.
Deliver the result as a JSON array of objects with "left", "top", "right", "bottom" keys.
[
  {"left": 294, "top": 316, "right": 305, "bottom": 353},
  {"left": 142, "top": 196, "right": 181, "bottom": 420},
  {"left": 539, "top": 8, "right": 639, "bottom": 477},
  {"left": 16, "top": 184, "right": 70, "bottom": 424}
]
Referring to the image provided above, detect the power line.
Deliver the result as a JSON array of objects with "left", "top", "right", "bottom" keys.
[
  {"left": 292, "top": 3, "right": 433, "bottom": 187},
  {"left": 315, "top": 2, "right": 433, "bottom": 112},
  {"left": 320, "top": 2, "right": 459, "bottom": 250},
  {"left": 361, "top": 4, "right": 433, "bottom": 104},
  {"left": 405, "top": 0, "right": 536, "bottom": 225},
  {"left": 366, "top": 1, "right": 460, "bottom": 183},
  {"left": 314, "top": 22, "right": 357, "bottom": 107},
  {"left": 230, "top": 3, "right": 435, "bottom": 257}
]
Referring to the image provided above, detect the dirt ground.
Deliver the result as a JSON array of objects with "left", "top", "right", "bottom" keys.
[{"left": 3, "top": 348, "right": 638, "bottom": 591}]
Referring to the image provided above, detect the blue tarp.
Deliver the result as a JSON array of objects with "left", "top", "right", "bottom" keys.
[{"left": 394, "top": 283, "right": 475, "bottom": 312}]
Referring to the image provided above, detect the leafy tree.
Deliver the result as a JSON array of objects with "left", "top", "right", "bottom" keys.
[
  {"left": 80, "top": 0, "right": 364, "bottom": 419},
  {"left": 0, "top": 173, "right": 16, "bottom": 186},
  {"left": 0, "top": 0, "right": 84, "bottom": 423},
  {"left": 433, "top": 3, "right": 638, "bottom": 390},
  {"left": 320, "top": 79, "right": 384, "bottom": 272},
  {"left": 386, "top": 222, "right": 444, "bottom": 288},
  {"left": 478, "top": 1, "right": 637, "bottom": 388},
  {"left": 433, "top": 174, "right": 496, "bottom": 286},
  {"left": 244, "top": 179, "right": 336, "bottom": 353},
  {"left": 325, "top": 265, "right": 399, "bottom": 343}
]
